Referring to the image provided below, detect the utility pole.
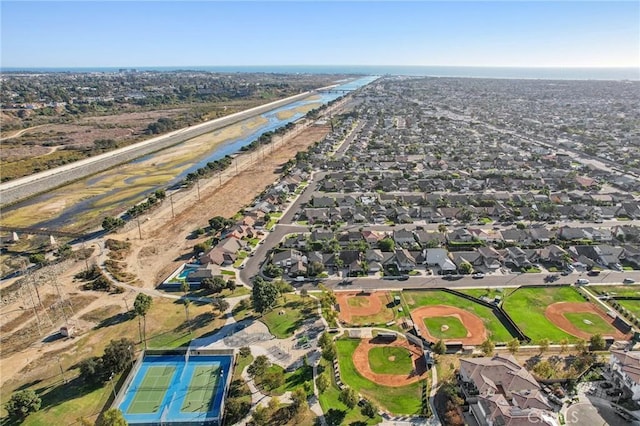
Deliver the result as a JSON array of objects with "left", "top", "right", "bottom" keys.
[
  {"left": 57, "top": 357, "right": 66, "bottom": 384},
  {"left": 170, "top": 194, "right": 175, "bottom": 218},
  {"left": 136, "top": 218, "right": 142, "bottom": 239},
  {"left": 196, "top": 180, "right": 201, "bottom": 201}
]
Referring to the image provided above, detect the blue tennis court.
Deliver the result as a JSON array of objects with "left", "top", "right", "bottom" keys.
[{"left": 118, "top": 353, "right": 233, "bottom": 425}]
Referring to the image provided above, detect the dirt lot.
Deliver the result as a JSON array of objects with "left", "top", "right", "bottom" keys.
[{"left": 0, "top": 116, "right": 334, "bottom": 395}]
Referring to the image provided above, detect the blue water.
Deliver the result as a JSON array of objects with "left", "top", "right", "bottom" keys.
[
  {"left": 2, "top": 65, "right": 638, "bottom": 80},
  {"left": 119, "top": 354, "right": 233, "bottom": 425},
  {"left": 177, "top": 265, "right": 199, "bottom": 280}
]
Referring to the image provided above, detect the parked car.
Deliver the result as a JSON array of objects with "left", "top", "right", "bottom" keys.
[
  {"left": 600, "top": 382, "right": 613, "bottom": 389},
  {"left": 587, "top": 270, "right": 601, "bottom": 276},
  {"left": 607, "top": 389, "right": 623, "bottom": 397},
  {"left": 545, "top": 274, "right": 560, "bottom": 282},
  {"left": 561, "top": 270, "right": 571, "bottom": 276},
  {"left": 472, "top": 272, "right": 485, "bottom": 279},
  {"left": 623, "top": 278, "right": 635, "bottom": 284},
  {"left": 576, "top": 278, "right": 590, "bottom": 285}
]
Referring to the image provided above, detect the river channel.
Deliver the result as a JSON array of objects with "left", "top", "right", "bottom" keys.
[{"left": 0, "top": 76, "right": 378, "bottom": 232}]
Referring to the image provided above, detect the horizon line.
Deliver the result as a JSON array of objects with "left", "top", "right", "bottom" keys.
[{"left": 2, "top": 64, "right": 639, "bottom": 70}]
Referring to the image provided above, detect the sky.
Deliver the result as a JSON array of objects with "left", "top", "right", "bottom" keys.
[{"left": 1, "top": 1, "right": 638, "bottom": 68}]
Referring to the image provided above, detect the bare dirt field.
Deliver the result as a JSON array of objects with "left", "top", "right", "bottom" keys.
[
  {"left": 411, "top": 305, "right": 487, "bottom": 345},
  {"left": 336, "top": 291, "right": 393, "bottom": 324},
  {"left": 544, "top": 302, "right": 629, "bottom": 340},
  {"left": 351, "top": 338, "right": 428, "bottom": 387}
]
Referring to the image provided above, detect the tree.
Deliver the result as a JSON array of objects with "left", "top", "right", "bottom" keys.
[
  {"left": 102, "top": 338, "right": 135, "bottom": 376},
  {"left": 507, "top": 338, "right": 520, "bottom": 354},
  {"left": 211, "top": 298, "right": 230, "bottom": 313},
  {"left": 458, "top": 261, "right": 473, "bottom": 275},
  {"left": 28, "top": 253, "right": 46, "bottom": 265},
  {"left": 263, "top": 368, "right": 285, "bottom": 390},
  {"left": 263, "top": 262, "right": 283, "bottom": 278},
  {"left": 291, "top": 387, "right": 308, "bottom": 413},
  {"left": 224, "top": 398, "right": 250, "bottom": 425},
  {"left": 322, "top": 341, "right": 337, "bottom": 361},
  {"left": 433, "top": 339, "right": 446, "bottom": 355},
  {"left": 559, "top": 338, "right": 569, "bottom": 354},
  {"left": 239, "top": 346, "right": 251, "bottom": 358},
  {"left": 247, "top": 355, "right": 270, "bottom": 378},
  {"left": 538, "top": 338, "right": 550, "bottom": 354},
  {"left": 252, "top": 277, "right": 279, "bottom": 314},
  {"left": 438, "top": 224, "right": 448, "bottom": 233},
  {"left": 102, "top": 216, "right": 125, "bottom": 232},
  {"left": 378, "top": 238, "right": 395, "bottom": 252},
  {"left": 360, "top": 398, "right": 377, "bottom": 418},
  {"left": 180, "top": 281, "right": 190, "bottom": 294},
  {"left": 339, "top": 387, "right": 358, "bottom": 409},
  {"left": 226, "top": 279, "right": 236, "bottom": 291},
  {"left": 202, "top": 276, "right": 225, "bottom": 293},
  {"left": 134, "top": 293, "right": 153, "bottom": 348},
  {"left": 590, "top": 334, "right": 606, "bottom": 351},
  {"left": 480, "top": 339, "right": 495, "bottom": 356},
  {"left": 316, "top": 374, "right": 330, "bottom": 394},
  {"left": 5, "top": 390, "right": 41, "bottom": 419},
  {"left": 96, "top": 408, "right": 127, "bottom": 426},
  {"left": 575, "top": 339, "right": 588, "bottom": 354},
  {"left": 79, "top": 356, "right": 105, "bottom": 384}
]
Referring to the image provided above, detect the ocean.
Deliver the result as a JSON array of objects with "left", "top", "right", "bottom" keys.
[{"left": 1, "top": 65, "right": 638, "bottom": 81}]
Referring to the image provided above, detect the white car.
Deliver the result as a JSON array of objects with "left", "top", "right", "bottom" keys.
[{"left": 472, "top": 272, "right": 485, "bottom": 279}]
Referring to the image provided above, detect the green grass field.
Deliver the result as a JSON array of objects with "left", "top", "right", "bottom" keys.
[
  {"left": 423, "top": 316, "right": 468, "bottom": 339},
  {"left": 261, "top": 295, "right": 318, "bottom": 339},
  {"left": 181, "top": 366, "right": 219, "bottom": 412},
  {"left": 564, "top": 313, "right": 617, "bottom": 335},
  {"left": 591, "top": 285, "right": 640, "bottom": 297},
  {"left": 403, "top": 290, "right": 513, "bottom": 343},
  {"left": 618, "top": 300, "right": 640, "bottom": 318},
  {"left": 459, "top": 288, "right": 505, "bottom": 300},
  {"left": 128, "top": 366, "right": 175, "bottom": 414},
  {"left": 336, "top": 339, "right": 423, "bottom": 415},
  {"left": 368, "top": 347, "right": 414, "bottom": 375},
  {"left": 317, "top": 359, "right": 381, "bottom": 425},
  {"left": 502, "top": 286, "right": 585, "bottom": 343}
]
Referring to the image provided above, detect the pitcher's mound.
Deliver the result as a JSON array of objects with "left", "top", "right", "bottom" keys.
[{"left": 441, "top": 325, "right": 449, "bottom": 332}]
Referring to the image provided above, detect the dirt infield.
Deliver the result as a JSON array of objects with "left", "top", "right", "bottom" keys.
[
  {"left": 411, "top": 305, "right": 487, "bottom": 345},
  {"left": 337, "top": 291, "right": 389, "bottom": 323},
  {"left": 352, "top": 338, "right": 428, "bottom": 386},
  {"left": 545, "top": 302, "right": 629, "bottom": 340}
]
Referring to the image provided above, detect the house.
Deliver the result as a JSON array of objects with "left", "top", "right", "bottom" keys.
[
  {"left": 477, "top": 246, "right": 503, "bottom": 271},
  {"left": 415, "top": 230, "right": 446, "bottom": 248},
  {"left": 451, "top": 251, "right": 484, "bottom": 271},
  {"left": 503, "top": 246, "right": 533, "bottom": 268},
  {"left": 272, "top": 249, "right": 304, "bottom": 268},
  {"left": 459, "top": 354, "right": 557, "bottom": 426},
  {"left": 393, "top": 248, "right": 416, "bottom": 272},
  {"left": 393, "top": 229, "right": 416, "bottom": 246},
  {"left": 425, "top": 248, "right": 457, "bottom": 274},
  {"left": 610, "top": 350, "right": 640, "bottom": 401},
  {"left": 199, "top": 237, "right": 244, "bottom": 266},
  {"left": 537, "top": 245, "right": 568, "bottom": 266},
  {"left": 362, "top": 230, "right": 385, "bottom": 246}
]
